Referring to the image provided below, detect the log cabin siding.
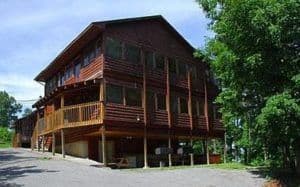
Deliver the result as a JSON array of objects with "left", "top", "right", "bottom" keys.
[{"left": 105, "top": 103, "right": 144, "bottom": 123}]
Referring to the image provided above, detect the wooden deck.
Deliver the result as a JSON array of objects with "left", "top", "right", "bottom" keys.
[{"left": 37, "top": 101, "right": 102, "bottom": 135}]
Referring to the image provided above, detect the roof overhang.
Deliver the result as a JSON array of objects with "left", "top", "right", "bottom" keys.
[{"left": 35, "top": 24, "right": 104, "bottom": 82}]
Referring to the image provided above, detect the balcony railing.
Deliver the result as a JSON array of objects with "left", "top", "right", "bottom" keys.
[{"left": 38, "top": 101, "right": 101, "bottom": 135}]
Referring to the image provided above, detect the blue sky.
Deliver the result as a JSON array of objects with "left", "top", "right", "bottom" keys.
[{"left": 0, "top": 0, "right": 212, "bottom": 111}]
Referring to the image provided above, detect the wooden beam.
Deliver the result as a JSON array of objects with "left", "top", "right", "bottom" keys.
[
  {"left": 42, "top": 135, "right": 45, "bottom": 153},
  {"left": 190, "top": 138, "right": 194, "bottom": 166},
  {"left": 142, "top": 51, "right": 149, "bottom": 169},
  {"left": 143, "top": 127, "right": 149, "bottom": 168},
  {"left": 206, "top": 138, "right": 210, "bottom": 165},
  {"left": 101, "top": 125, "right": 107, "bottom": 166},
  {"left": 166, "top": 57, "right": 171, "bottom": 128},
  {"left": 60, "top": 95, "right": 64, "bottom": 128},
  {"left": 187, "top": 70, "right": 193, "bottom": 130},
  {"left": 99, "top": 78, "right": 106, "bottom": 123},
  {"left": 52, "top": 132, "right": 55, "bottom": 156},
  {"left": 168, "top": 133, "right": 172, "bottom": 167},
  {"left": 61, "top": 129, "right": 65, "bottom": 158},
  {"left": 204, "top": 76, "right": 209, "bottom": 131}
]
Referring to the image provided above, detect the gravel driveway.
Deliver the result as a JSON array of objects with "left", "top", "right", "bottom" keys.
[{"left": 0, "top": 148, "right": 266, "bottom": 187}]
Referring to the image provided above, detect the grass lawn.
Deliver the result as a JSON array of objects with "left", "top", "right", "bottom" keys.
[
  {"left": 123, "top": 162, "right": 253, "bottom": 172},
  {"left": 0, "top": 141, "right": 11, "bottom": 148}
]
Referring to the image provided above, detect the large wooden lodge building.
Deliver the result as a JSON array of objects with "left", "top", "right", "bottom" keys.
[{"left": 13, "top": 15, "right": 224, "bottom": 168}]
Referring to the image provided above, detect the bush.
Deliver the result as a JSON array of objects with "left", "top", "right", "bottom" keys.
[{"left": 0, "top": 127, "right": 12, "bottom": 142}]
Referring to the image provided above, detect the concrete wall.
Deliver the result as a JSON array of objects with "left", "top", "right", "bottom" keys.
[{"left": 56, "top": 140, "right": 88, "bottom": 158}]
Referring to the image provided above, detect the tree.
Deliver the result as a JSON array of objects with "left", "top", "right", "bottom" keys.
[
  {"left": 0, "top": 91, "right": 22, "bottom": 127},
  {"left": 196, "top": 0, "right": 300, "bottom": 170},
  {"left": 22, "top": 108, "right": 33, "bottom": 117}
]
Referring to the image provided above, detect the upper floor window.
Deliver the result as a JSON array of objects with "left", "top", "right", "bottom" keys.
[
  {"left": 178, "top": 61, "right": 187, "bottom": 78},
  {"left": 179, "top": 97, "right": 188, "bottom": 114},
  {"left": 125, "top": 43, "right": 140, "bottom": 64},
  {"left": 145, "top": 51, "right": 154, "bottom": 68},
  {"left": 125, "top": 87, "right": 141, "bottom": 107},
  {"left": 83, "top": 47, "right": 96, "bottom": 67},
  {"left": 74, "top": 60, "right": 81, "bottom": 78},
  {"left": 169, "top": 58, "right": 177, "bottom": 74},
  {"left": 192, "top": 99, "right": 198, "bottom": 116},
  {"left": 105, "top": 37, "right": 122, "bottom": 60},
  {"left": 171, "top": 95, "right": 178, "bottom": 114},
  {"left": 64, "top": 65, "right": 73, "bottom": 80},
  {"left": 155, "top": 54, "right": 165, "bottom": 70},
  {"left": 156, "top": 93, "right": 166, "bottom": 110},
  {"left": 106, "top": 84, "right": 123, "bottom": 104}
]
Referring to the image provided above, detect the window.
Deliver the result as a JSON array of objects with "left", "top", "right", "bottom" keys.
[
  {"left": 191, "top": 66, "right": 197, "bottom": 80},
  {"left": 178, "top": 62, "right": 187, "bottom": 78},
  {"left": 106, "top": 84, "right": 123, "bottom": 104},
  {"left": 199, "top": 99, "right": 205, "bottom": 115},
  {"left": 180, "top": 97, "right": 188, "bottom": 113},
  {"left": 155, "top": 54, "right": 165, "bottom": 70},
  {"left": 146, "top": 91, "right": 155, "bottom": 111},
  {"left": 95, "top": 39, "right": 101, "bottom": 56},
  {"left": 208, "top": 101, "right": 214, "bottom": 118},
  {"left": 145, "top": 51, "right": 154, "bottom": 68},
  {"left": 64, "top": 66, "right": 73, "bottom": 80},
  {"left": 105, "top": 37, "right": 122, "bottom": 60},
  {"left": 156, "top": 93, "right": 166, "bottom": 110},
  {"left": 125, "top": 43, "right": 140, "bottom": 64},
  {"left": 83, "top": 47, "right": 96, "bottom": 67},
  {"left": 169, "top": 58, "right": 177, "bottom": 74},
  {"left": 125, "top": 87, "right": 141, "bottom": 106},
  {"left": 192, "top": 99, "right": 199, "bottom": 116},
  {"left": 74, "top": 62, "right": 81, "bottom": 78},
  {"left": 171, "top": 95, "right": 178, "bottom": 114}
]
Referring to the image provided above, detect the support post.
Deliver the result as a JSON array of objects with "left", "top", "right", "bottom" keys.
[
  {"left": 61, "top": 129, "right": 65, "bottom": 158},
  {"left": 204, "top": 76, "right": 209, "bottom": 131},
  {"left": 36, "top": 110, "right": 40, "bottom": 151},
  {"left": 143, "top": 127, "right": 149, "bottom": 168},
  {"left": 168, "top": 134, "right": 172, "bottom": 167},
  {"left": 190, "top": 138, "right": 194, "bottom": 166},
  {"left": 52, "top": 132, "right": 55, "bottom": 156},
  {"left": 101, "top": 125, "right": 107, "bottom": 167},
  {"left": 142, "top": 51, "right": 149, "bottom": 169},
  {"left": 224, "top": 132, "right": 227, "bottom": 163},
  {"left": 206, "top": 138, "right": 210, "bottom": 165},
  {"left": 42, "top": 135, "right": 45, "bottom": 153}
]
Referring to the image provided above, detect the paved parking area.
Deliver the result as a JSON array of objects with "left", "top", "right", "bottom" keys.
[{"left": 0, "top": 148, "right": 266, "bottom": 187}]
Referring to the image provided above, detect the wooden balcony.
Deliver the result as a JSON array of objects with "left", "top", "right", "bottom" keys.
[{"left": 37, "top": 101, "right": 102, "bottom": 135}]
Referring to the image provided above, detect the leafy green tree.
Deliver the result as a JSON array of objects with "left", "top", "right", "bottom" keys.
[
  {"left": 22, "top": 108, "right": 32, "bottom": 117},
  {"left": 196, "top": 0, "right": 300, "bottom": 170},
  {"left": 0, "top": 91, "right": 22, "bottom": 127}
]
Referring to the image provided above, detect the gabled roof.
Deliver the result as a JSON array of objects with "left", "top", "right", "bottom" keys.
[{"left": 35, "top": 15, "right": 196, "bottom": 82}]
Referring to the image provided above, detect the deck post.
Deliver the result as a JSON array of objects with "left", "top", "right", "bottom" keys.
[
  {"left": 190, "top": 138, "right": 194, "bottom": 166},
  {"left": 204, "top": 75, "right": 209, "bottom": 131},
  {"left": 42, "top": 135, "right": 45, "bottom": 153},
  {"left": 168, "top": 134, "right": 172, "bottom": 167},
  {"left": 143, "top": 127, "right": 148, "bottom": 169},
  {"left": 61, "top": 129, "right": 65, "bottom": 158},
  {"left": 52, "top": 132, "right": 55, "bottom": 156},
  {"left": 101, "top": 125, "right": 107, "bottom": 167},
  {"left": 60, "top": 95, "right": 64, "bottom": 128},
  {"left": 206, "top": 138, "right": 210, "bottom": 165},
  {"left": 224, "top": 132, "right": 227, "bottom": 163},
  {"left": 142, "top": 51, "right": 149, "bottom": 169}
]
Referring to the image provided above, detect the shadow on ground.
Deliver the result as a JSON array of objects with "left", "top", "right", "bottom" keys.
[
  {"left": 248, "top": 168, "right": 300, "bottom": 187},
  {"left": 0, "top": 149, "right": 58, "bottom": 187}
]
